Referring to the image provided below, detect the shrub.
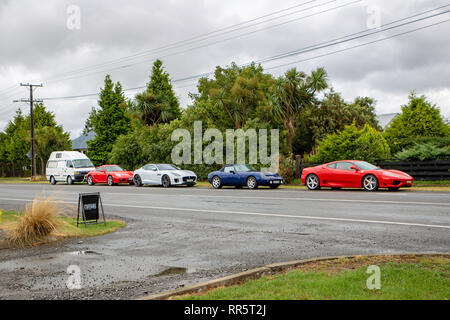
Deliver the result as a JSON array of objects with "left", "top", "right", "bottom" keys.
[
  {"left": 395, "top": 143, "right": 450, "bottom": 161},
  {"left": 388, "top": 136, "right": 450, "bottom": 154},
  {"left": 308, "top": 123, "right": 390, "bottom": 163},
  {"left": 277, "top": 154, "right": 296, "bottom": 183},
  {"left": 8, "top": 197, "right": 61, "bottom": 247}
]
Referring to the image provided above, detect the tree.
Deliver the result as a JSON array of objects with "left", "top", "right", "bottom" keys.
[
  {"left": 82, "top": 107, "right": 98, "bottom": 135},
  {"left": 2, "top": 110, "right": 28, "bottom": 176},
  {"left": 293, "top": 91, "right": 380, "bottom": 155},
  {"left": 189, "top": 62, "right": 274, "bottom": 130},
  {"left": 87, "top": 75, "right": 131, "bottom": 165},
  {"left": 24, "top": 104, "right": 72, "bottom": 175},
  {"left": 269, "top": 67, "right": 328, "bottom": 157},
  {"left": 384, "top": 93, "right": 449, "bottom": 153},
  {"left": 33, "top": 126, "right": 71, "bottom": 175},
  {"left": 308, "top": 123, "right": 390, "bottom": 163},
  {"left": 130, "top": 60, "right": 181, "bottom": 126}
]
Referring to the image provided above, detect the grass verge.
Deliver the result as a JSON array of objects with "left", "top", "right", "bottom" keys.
[
  {"left": 0, "top": 210, "right": 125, "bottom": 248},
  {"left": 178, "top": 255, "right": 449, "bottom": 300}
]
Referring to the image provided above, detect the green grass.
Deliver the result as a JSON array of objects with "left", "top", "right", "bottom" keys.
[
  {"left": 180, "top": 256, "right": 449, "bottom": 300},
  {"left": 0, "top": 210, "right": 125, "bottom": 245}
]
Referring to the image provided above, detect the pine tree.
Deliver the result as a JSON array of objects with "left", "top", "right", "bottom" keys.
[{"left": 87, "top": 75, "right": 131, "bottom": 165}]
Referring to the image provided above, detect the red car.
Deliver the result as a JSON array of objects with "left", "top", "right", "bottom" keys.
[
  {"left": 86, "top": 165, "right": 134, "bottom": 186},
  {"left": 301, "top": 160, "right": 414, "bottom": 191}
]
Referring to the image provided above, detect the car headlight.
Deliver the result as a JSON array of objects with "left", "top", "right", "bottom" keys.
[{"left": 74, "top": 171, "right": 79, "bottom": 175}]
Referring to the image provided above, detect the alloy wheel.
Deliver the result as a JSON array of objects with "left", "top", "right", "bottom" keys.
[
  {"left": 107, "top": 176, "right": 114, "bottom": 186},
  {"left": 363, "top": 175, "right": 378, "bottom": 191},
  {"left": 247, "top": 176, "right": 257, "bottom": 189},
  {"left": 134, "top": 175, "right": 142, "bottom": 187},
  {"left": 162, "top": 175, "right": 171, "bottom": 188},
  {"left": 212, "top": 176, "right": 222, "bottom": 189},
  {"left": 306, "top": 174, "right": 320, "bottom": 190}
]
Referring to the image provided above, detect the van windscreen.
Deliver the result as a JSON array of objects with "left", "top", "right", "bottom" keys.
[{"left": 73, "top": 159, "right": 94, "bottom": 168}]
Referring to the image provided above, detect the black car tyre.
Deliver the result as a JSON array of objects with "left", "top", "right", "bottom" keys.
[
  {"left": 362, "top": 174, "right": 379, "bottom": 191},
  {"left": 87, "top": 176, "right": 95, "bottom": 186},
  {"left": 246, "top": 176, "right": 258, "bottom": 189},
  {"left": 306, "top": 174, "right": 320, "bottom": 190},
  {"left": 67, "top": 175, "right": 73, "bottom": 185},
  {"left": 162, "top": 175, "right": 171, "bottom": 188},
  {"left": 134, "top": 175, "right": 143, "bottom": 187},
  {"left": 211, "top": 176, "right": 222, "bottom": 189},
  {"left": 50, "top": 176, "right": 56, "bottom": 185}
]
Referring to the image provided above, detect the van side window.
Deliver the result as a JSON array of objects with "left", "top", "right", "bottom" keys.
[
  {"left": 66, "top": 161, "right": 73, "bottom": 168},
  {"left": 47, "top": 161, "right": 57, "bottom": 168},
  {"left": 56, "top": 153, "right": 62, "bottom": 159}
]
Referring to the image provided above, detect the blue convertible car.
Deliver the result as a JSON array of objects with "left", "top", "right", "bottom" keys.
[{"left": 208, "top": 164, "right": 283, "bottom": 189}]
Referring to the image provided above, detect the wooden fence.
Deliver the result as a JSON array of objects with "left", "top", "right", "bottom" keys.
[{"left": 298, "top": 159, "right": 450, "bottom": 181}]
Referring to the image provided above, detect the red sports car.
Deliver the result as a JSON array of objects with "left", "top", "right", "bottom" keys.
[
  {"left": 301, "top": 160, "right": 414, "bottom": 191},
  {"left": 86, "top": 165, "right": 134, "bottom": 186}
]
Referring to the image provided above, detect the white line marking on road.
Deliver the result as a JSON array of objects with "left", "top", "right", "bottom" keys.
[
  {"left": 0, "top": 197, "right": 449, "bottom": 230},
  {"left": 96, "top": 193, "right": 449, "bottom": 206}
]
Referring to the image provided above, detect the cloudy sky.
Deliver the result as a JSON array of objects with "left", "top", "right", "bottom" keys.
[{"left": 0, "top": 0, "right": 449, "bottom": 138}]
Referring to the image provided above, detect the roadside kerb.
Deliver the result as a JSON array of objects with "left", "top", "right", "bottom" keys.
[{"left": 138, "top": 252, "right": 449, "bottom": 300}]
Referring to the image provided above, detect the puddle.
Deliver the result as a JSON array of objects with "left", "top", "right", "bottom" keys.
[
  {"left": 67, "top": 250, "right": 101, "bottom": 256},
  {"left": 155, "top": 267, "right": 187, "bottom": 277}
]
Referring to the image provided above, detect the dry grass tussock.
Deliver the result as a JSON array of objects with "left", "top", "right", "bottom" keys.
[{"left": 7, "top": 197, "right": 67, "bottom": 247}]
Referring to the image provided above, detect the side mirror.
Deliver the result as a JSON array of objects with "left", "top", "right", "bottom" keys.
[
  {"left": 230, "top": 170, "right": 236, "bottom": 174},
  {"left": 350, "top": 166, "right": 359, "bottom": 171}
]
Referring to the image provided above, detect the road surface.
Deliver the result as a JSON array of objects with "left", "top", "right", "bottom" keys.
[{"left": 0, "top": 183, "right": 448, "bottom": 299}]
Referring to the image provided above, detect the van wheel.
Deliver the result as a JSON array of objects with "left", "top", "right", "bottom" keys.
[
  {"left": 67, "top": 176, "right": 73, "bottom": 185},
  {"left": 50, "top": 176, "right": 56, "bottom": 185}
]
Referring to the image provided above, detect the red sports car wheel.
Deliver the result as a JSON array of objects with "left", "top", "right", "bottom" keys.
[
  {"left": 306, "top": 174, "right": 320, "bottom": 190},
  {"left": 87, "top": 175, "right": 95, "bottom": 186},
  {"left": 362, "top": 174, "right": 379, "bottom": 191}
]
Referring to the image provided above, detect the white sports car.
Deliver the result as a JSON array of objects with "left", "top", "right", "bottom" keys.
[{"left": 133, "top": 164, "right": 197, "bottom": 187}]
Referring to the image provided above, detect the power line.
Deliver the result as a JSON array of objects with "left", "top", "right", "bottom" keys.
[
  {"left": 265, "top": 18, "right": 450, "bottom": 71},
  {"left": 42, "top": 0, "right": 356, "bottom": 85},
  {"left": 35, "top": 0, "right": 328, "bottom": 83},
  {"left": 0, "top": 0, "right": 359, "bottom": 102},
  {"left": 38, "top": 7, "right": 449, "bottom": 102}
]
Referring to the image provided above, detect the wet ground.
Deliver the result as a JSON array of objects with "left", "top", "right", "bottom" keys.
[{"left": 0, "top": 183, "right": 449, "bottom": 299}]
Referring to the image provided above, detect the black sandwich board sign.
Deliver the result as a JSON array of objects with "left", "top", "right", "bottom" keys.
[{"left": 77, "top": 192, "right": 106, "bottom": 227}]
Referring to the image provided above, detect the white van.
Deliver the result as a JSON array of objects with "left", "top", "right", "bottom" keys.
[{"left": 46, "top": 151, "right": 95, "bottom": 185}]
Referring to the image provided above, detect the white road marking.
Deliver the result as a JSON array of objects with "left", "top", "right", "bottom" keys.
[{"left": 0, "top": 197, "right": 449, "bottom": 230}]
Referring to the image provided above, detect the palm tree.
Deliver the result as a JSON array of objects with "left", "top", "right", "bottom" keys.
[
  {"left": 269, "top": 67, "right": 328, "bottom": 157},
  {"left": 133, "top": 91, "right": 175, "bottom": 126}
]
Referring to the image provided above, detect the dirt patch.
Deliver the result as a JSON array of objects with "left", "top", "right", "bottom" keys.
[{"left": 288, "top": 254, "right": 449, "bottom": 274}]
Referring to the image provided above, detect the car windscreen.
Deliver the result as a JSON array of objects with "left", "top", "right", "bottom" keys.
[
  {"left": 156, "top": 164, "right": 180, "bottom": 170},
  {"left": 354, "top": 161, "right": 379, "bottom": 170},
  {"left": 72, "top": 159, "right": 95, "bottom": 168},
  {"left": 234, "top": 164, "right": 256, "bottom": 172},
  {"left": 106, "top": 166, "right": 124, "bottom": 172}
]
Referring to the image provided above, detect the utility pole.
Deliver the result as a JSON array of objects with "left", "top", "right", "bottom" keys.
[{"left": 13, "top": 83, "right": 43, "bottom": 179}]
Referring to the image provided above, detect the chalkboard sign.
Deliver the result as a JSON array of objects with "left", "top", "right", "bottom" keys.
[{"left": 77, "top": 192, "right": 106, "bottom": 227}]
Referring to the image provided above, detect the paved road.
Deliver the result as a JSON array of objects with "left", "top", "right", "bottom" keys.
[{"left": 0, "top": 183, "right": 449, "bottom": 299}]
